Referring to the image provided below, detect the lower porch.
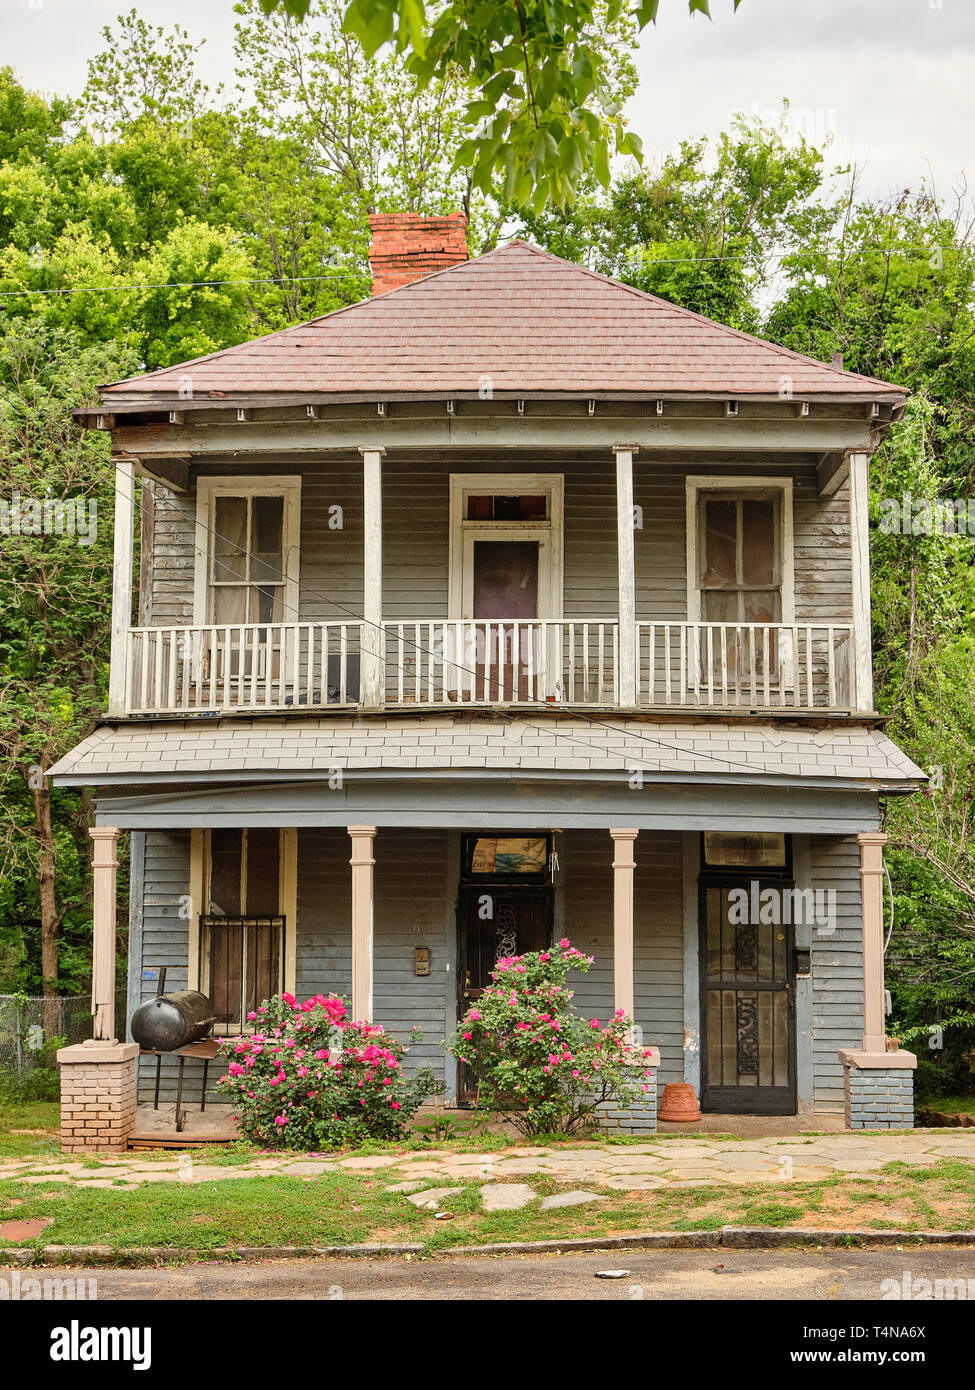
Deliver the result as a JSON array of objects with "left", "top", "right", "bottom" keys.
[{"left": 98, "top": 823, "right": 901, "bottom": 1137}]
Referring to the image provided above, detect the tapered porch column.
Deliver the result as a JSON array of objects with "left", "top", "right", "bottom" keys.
[
  {"left": 858, "top": 830, "right": 889, "bottom": 1052},
  {"left": 108, "top": 459, "right": 135, "bottom": 716},
  {"left": 359, "top": 448, "right": 385, "bottom": 708},
  {"left": 610, "top": 829, "right": 638, "bottom": 1026},
  {"left": 849, "top": 451, "right": 874, "bottom": 712},
  {"left": 90, "top": 826, "right": 121, "bottom": 1041},
  {"left": 349, "top": 826, "right": 377, "bottom": 1022},
  {"left": 614, "top": 445, "right": 638, "bottom": 706}
]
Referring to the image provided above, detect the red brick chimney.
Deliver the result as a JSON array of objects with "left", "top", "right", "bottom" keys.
[{"left": 368, "top": 212, "right": 468, "bottom": 296}]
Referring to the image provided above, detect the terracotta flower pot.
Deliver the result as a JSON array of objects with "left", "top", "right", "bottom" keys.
[{"left": 657, "top": 1082, "right": 702, "bottom": 1123}]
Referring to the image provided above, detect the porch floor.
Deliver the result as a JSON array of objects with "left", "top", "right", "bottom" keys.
[{"left": 127, "top": 1101, "right": 845, "bottom": 1148}]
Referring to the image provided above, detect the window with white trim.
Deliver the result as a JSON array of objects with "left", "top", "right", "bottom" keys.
[
  {"left": 195, "top": 828, "right": 296, "bottom": 1034},
  {"left": 194, "top": 478, "right": 301, "bottom": 628}
]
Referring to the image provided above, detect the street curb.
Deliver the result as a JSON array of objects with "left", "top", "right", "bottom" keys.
[
  {"left": 0, "top": 1242, "right": 424, "bottom": 1266},
  {"left": 3, "top": 1228, "right": 975, "bottom": 1266}
]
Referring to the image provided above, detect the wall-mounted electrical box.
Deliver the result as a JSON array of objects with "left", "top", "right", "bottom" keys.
[
  {"left": 414, "top": 947, "right": 431, "bottom": 977},
  {"left": 794, "top": 948, "right": 811, "bottom": 978}
]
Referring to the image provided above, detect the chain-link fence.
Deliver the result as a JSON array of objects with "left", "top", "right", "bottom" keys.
[{"left": 0, "top": 993, "right": 126, "bottom": 1078}]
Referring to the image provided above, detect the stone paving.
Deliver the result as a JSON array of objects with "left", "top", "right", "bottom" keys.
[{"left": 1, "top": 1130, "right": 974, "bottom": 1196}]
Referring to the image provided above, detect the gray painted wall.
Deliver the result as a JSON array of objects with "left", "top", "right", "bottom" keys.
[{"left": 142, "top": 454, "right": 852, "bottom": 629}]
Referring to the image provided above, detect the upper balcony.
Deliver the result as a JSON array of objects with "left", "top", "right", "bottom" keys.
[{"left": 108, "top": 450, "right": 872, "bottom": 721}]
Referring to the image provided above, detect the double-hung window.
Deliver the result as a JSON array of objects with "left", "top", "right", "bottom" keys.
[{"left": 686, "top": 478, "right": 795, "bottom": 691}]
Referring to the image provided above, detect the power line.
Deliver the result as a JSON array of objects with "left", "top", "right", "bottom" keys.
[
  {"left": 0, "top": 271, "right": 365, "bottom": 299},
  {"left": 0, "top": 242, "right": 960, "bottom": 300}
]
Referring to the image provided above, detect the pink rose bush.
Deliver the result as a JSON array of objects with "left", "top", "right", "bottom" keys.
[
  {"left": 217, "top": 992, "right": 438, "bottom": 1148},
  {"left": 447, "top": 941, "right": 656, "bottom": 1136}
]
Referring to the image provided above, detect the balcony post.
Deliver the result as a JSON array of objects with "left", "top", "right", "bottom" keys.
[
  {"left": 349, "top": 825, "right": 377, "bottom": 1022},
  {"left": 108, "top": 459, "right": 136, "bottom": 716},
  {"left": 849, "top": 450, "right": 874, "bottom": 712},
  {"left": 359, "top": 447, "right": 385, "bottom": 708},
  {"left": 614, "top": 444, "right": 638, "bottom": 706}
]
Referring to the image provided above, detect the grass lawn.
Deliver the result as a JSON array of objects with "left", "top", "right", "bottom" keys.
[
  {"left": 0, "top": 1100, "right": 61, "bottom": 1159},
  {"left": 2, "top": 1158, "right": 975, "bottom": 1257}
]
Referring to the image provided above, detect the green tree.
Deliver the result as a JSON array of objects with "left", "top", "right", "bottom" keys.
[{"left": 258, "top": 0, "right": 740, "bottom": 209}]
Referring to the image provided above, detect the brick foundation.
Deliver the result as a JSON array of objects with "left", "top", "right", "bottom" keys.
[
  {"left": 592, "top": 1056, "right": 659, "bottom": 1135},
  {"left": 57, "top": 1040, "right": 139, "bottom": 1152},
  {"left": 839, "top": 1049, "right": 916, "bottom": 1131}
]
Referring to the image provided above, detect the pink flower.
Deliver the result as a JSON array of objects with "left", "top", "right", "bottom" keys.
[
  {"left": 558, "top": 937, "right": 570, "bottom": 948},
  {"left": 273, "top": 1115, "right": 287, "bottom": 1125},
  {"left": 469, "top": 1009, "right": 481, "bottom": 1021},
  {"left": 463, "top": 1032, "right": 472, "bottom": 1041}
]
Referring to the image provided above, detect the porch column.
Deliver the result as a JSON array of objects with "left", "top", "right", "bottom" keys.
[
  {"left": 614, "top": 445, "right": 638, "bottom": 706},
  {"left": 849, "top": 451, "right": 874, "bottom": 712},
  {"left": 108, "top": 458, "right": 135, "bottom": 716},
  {"left": 610, "top": 828, "right": 638, "bottom": 1026},
  {"left": 858, "top": 830, "right": 888, "bottom": 1052},
  {"left": 90, "top": 826, "right": 121, "bottom": 1041},
  {"left": 349, "top": 825, "right": 377, "bottom": 1022},
  {"left": 359, "top": 447, "right": 385, "bottom": 708}
]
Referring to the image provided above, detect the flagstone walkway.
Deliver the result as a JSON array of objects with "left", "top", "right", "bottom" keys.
[{"left": 2, "top": 1130, "right": 974, "bottom": 1193}]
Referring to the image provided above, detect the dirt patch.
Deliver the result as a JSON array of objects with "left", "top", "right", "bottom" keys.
[{"left": 0, "top": 1216, "right": 53, "bottom": 1241}]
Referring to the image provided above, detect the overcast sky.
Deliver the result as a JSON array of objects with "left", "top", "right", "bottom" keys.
[{"left": 1, "top": 0, "right": 972, "bottom": 203}]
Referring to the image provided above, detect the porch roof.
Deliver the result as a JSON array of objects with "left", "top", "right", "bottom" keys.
[
  {"left": 99, "top": 241, "right": 908, "bottom": 405},
  {"left": 48, "top": 714, "right": 925, "bottom": 792}
]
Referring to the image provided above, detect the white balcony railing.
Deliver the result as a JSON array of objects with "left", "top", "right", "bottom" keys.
[
  {"left": 636, "top": 621, "right": 854, "bottom": 711},
  {"left": 125, "top": 621, "right": 362, "bottom": 714},
  {"left": 382, "top": 619, "right": 618, "bottom": 705},
  {"left": 122, "top": 619, "right": 855, "bottom": 714}
]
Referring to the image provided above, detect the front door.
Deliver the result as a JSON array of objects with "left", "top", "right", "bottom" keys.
[
  {"left": 699, "top": 877, "right": 797, "bottom": 1114},
  {"left": 456, "top": 886, "right": 552, "bottom": 1105}
]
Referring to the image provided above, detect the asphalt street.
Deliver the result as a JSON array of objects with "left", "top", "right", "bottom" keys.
[{"left": 34, "top": 1247, "right": 975, "bottom": 1300}]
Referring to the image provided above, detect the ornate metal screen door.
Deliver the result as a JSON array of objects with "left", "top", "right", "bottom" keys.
[
  {"left": 699, "top": 880, "right": 797, "bottom": 1114},
  {"left": 456, "top": 888, "right": 551, "bottom": 1105}
]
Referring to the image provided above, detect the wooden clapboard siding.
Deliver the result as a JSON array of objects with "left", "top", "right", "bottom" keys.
[
  {"left": 795, "top": 476, "right": 853, "bottom": 621},
  {"left": 139, "top": 455, "right": 854, "bottom": 632},
  {"left": 296, "top": 827, "right": 450, "bottom": 1080},
  {"left": 295, "top": 827, "right": 353, "bottom": 1000},
  {"left": 561, "top": 828, "right": 684, "bottom": 1087},
  {"left": 133, "top": 830, "right": 193, "bottom": 1102},
  {"left": 810, "top": 835, "right": 864, "bottom": 1111}
]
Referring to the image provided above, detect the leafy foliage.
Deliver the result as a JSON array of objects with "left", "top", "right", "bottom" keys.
[
  {"left": 448, "top": 942, "right": 657, "bottom": 1135},
  {"left": 259, "top": 0, "right": 730, "bottom": 210},
  {"left": 217, "top": 992, "right": 439, "bottom": 1146}
]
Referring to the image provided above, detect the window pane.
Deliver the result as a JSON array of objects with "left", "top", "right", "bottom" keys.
[
  {"left": 703, "top": 499, "right": 737, "bottom": 586},
  {"left": 702, "top": 589, "right": 739, "bottom": 624},
  {"left": 214, "top": 586, "right": 249, "bottom": 624},
  {"left": 466, "top": 495, "right": 493, "bottom": 520},
  {"left": 249, "top": 585, "right": 283, "bottom": 624},
  {"left": 741, "top": 500, "right": 775, "bottom": 585},
  {"left": 213, "top": 497, "right": 248, "bottom": 581},
  {"left": 703, "top": 832, "right": 787, "bottom": 867},
  {"left": 210, "top": 829, "right": 242, "bottom": 915},
  {"left": 252, "top": 495, "right": 284, "bottom": 584},
  {"left": 246, "top": 829, "right": 280, "bottom": 915},
  {"left": 743, "top": 590, "right": 780, "bottom": 624}
]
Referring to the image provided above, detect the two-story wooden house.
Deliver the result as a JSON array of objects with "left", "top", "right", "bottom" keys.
[{"left": 51, "top": 214, "right": 924, "bottom": 1150}]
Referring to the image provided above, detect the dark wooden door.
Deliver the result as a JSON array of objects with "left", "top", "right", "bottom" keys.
[
  {"left": 456, "top": 887, "right": 552, "bottom": 1105},
  {"left": 699, "top": 877, "right": 797, "bottom": 1115}
]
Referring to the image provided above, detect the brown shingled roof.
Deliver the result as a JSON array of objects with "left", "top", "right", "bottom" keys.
[{"left": 103, "top": 240, "right": 907, "bottom": 402}]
